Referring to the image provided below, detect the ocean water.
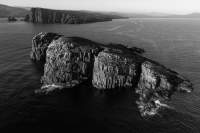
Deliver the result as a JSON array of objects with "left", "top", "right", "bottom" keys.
[{"left": 0, "top": 18, "right": 200, "bottom": 133}]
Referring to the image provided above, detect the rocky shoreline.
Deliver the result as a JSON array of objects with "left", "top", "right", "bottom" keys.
[{"left": 30, "top": 32, "right": 193, "bottom": 117}]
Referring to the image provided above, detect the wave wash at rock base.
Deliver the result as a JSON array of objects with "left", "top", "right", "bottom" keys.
[{"left": 30, "top": 32, "right": 193, "bottom": 117}]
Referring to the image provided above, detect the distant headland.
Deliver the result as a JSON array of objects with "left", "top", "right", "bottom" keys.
[
  {"left": 1, "top": 3, "right": 200, "bottom": 23},
  {"left": 26, "top": 8, "right": 127, "bottom": 24},
  {"left": 0, "top": 4, "right": 126, "bottom": 24}
]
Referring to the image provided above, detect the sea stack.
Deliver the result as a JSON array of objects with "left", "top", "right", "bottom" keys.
[
  {"left": 30, "top": 32, "right": 62, "bottom": 62},
  {"left": 92, "top": 50, "right": 140, "bottom": 89},
  {"left": 40, "top": 37, "right": 102, "bottom": 93},
  {"left": 31, "top": 32, "right": 193, "bottom": 116}
]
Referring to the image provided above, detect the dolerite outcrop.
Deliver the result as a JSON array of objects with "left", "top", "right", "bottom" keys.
[
  {"left": 31, "top": 32, "right": 193, "bottom": 116},
  {"left": 136, "top": 61, "right": 193, "bottom": 116},
  {"left": 30, "top": 32, "right": 62, "bottom": 61},
  {"left": 39, "top": 36, "right": 102, "bottom": 93},
  {"left": 92, "top": 50, "right": 140, "bottom": 89}
]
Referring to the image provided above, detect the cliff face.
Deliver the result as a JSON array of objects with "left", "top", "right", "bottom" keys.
[
  {"left": 136, "top": 61, "right": 193, "bottom": 116},
  {"left": 30, "top": 32, "right": 62, "bottom": 62},
  {"left": 92, "top": 51, "right": 139, "bottom": 89},
  {"left": 38, "top": 37, "right": 102, "bottom": 93},
  {"left": 31, "top": 32, "right": 193, "bottom": 116},
  {"left": 92, "top": 50, "right": 193, "bottom": 116},
  {"left": 29, "top": 8, "right": 123, "bottom": 24}
]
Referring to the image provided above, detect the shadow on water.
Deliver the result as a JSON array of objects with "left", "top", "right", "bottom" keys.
[
  {"left": 0, "top": 84, "right": 140, "bottom": 133},
  {"left": 30, "top": 60, "right": 45, "bottom": 74}
]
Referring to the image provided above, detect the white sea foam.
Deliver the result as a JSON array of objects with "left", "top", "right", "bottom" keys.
[
  {"left": 155, "top": 100, "right": 172, "bottom": 109},
  {"left": 41, "top": 84, "right": 63, "bottom": 90}
]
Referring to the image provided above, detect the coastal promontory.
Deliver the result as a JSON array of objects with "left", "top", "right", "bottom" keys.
[
  {"left": 26, "top": 8, "right": 125, "bottom": 24},
  {"left": 31, "top": 32, "right": 193, "bottom": 117}
]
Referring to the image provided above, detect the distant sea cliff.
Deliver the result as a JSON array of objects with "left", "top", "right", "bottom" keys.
[{"left": 26, "top": 8, "right": 126, "bottom": 24}]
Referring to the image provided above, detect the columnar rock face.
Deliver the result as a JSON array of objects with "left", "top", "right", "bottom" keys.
[
  {"left": 136, "top": 61, "right": 193, "bottom": 116},
  {"left": 92, "top": 51, "right": 139, "bottom": 89},
  {"left": 29, "top": 8, "right": 124, "bottom": 24},
  {"left": 31, "top": 8, "right": 80, "bottom": 24},
  {"left": 92, "top": 50, "right": 193, "bottom": 116},
  {"left": 31, "top": 32, "right": 193, "bottom": 116},
  {"left": 39, "top": 37, "right": 102, "bottom": 93},
  {"left": 30, "top": 32, "right": 62, "bottom": 61}
]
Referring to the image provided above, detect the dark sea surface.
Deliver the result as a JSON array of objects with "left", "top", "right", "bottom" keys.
[{"left": 0, "top": 18, "right": 200, "bottom": 133}]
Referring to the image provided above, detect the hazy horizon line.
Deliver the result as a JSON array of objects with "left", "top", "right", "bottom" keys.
[{"left": 1, "top": 3, "right": 199, "bottom": 16}]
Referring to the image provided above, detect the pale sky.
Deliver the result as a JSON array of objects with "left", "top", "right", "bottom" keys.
[{"left": 0, "top": 0, "right": 199, "bottom": 14}]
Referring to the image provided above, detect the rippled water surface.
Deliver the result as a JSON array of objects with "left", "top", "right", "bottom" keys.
[{"left": 0, "top": 18, "right": 200, "bottom": 133}]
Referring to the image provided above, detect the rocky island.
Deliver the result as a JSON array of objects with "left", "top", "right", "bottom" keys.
[
  {"left": 30, "top": 32, "right": 193, "bottom": 117},
  {"left": 7, "top": 16, "right": 17, "bottom": 22},
  {"left": 26, "top": 8, "right": 125, "bottom": 24}
]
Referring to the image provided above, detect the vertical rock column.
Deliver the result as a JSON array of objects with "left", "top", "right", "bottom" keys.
[
  {"left": 30, "top": 32, "right": 62, "bottom": 62},
  {"left": 92, "top": 51, "right": 139, "bottom": 89},
  {"left": 40, "top": 37, "right": 101, "bottom": 93}
]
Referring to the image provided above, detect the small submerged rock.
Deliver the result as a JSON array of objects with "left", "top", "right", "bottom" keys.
[
  {"left": 30, "top": 32, "right": 193, "bottom": 117},
  {"left": 8, "top": 16, "right": 17, "bottom": 22}
]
